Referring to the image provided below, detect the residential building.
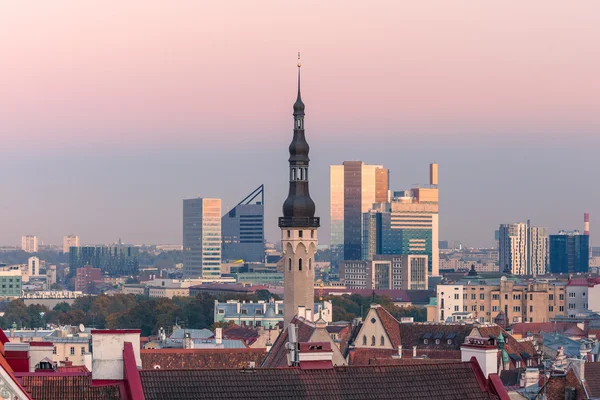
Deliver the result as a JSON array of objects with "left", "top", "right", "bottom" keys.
[
  {"left": 69, "top": 246, "right": 139, "bottom": 277},
  {"left": 0, "top": 268, "right": 23, "bottom": 298},
  {"left": 183, "top": 197, "right": 222, "bottom": 278},
  {"left": 147, "top": 287, "right": 190, "bottom": 299},
  {"left": 221, "top": 185, "right": 265, "bottom": 263},
  {"left": 279, "top": 63, "right": 320, "bottom": 325},
  {"left": 340, "top": 255, "right": 428, "bottom": 290},
  {"left": 21, "top": 235, "right": 38, "bottom": 253},
  {"left": 439, "top": 259, "right": 499, "bottom": 272},
  {"left": 566, "top": 278, "right": 600, "bottom": 316},
  {"left": 214, "top": 299, "right": 332, "bottom": 329},
  {"left": 499, "top": 221, "right": 548, "bottom": 275},
  {"left": 62, "top": 235, "right": 80, "bottom": 254},
  {"left": 549, "top": 231, "right": 589, "bottom": 274},
  {"left": 27, "top": 256, "right": 40, "bottom": 276},
  {"left": 436, "top": 278, "right": 566, "bottom": 323},
  {"left": 330, "top": 161, "right": 389, "bottom": 262},
  {"left": 74, "top": 265, "right": 102, "bottom": 292}
]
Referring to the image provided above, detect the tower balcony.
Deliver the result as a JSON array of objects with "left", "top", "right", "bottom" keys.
[{"left": 278, "top": 217, "right": 320, "bottom": 228}]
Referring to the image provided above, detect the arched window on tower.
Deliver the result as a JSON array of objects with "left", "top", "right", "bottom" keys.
[
  {"left": 362, "top": 335, "right": 367, "bottom": 346},
  {"left": 309, "top": 259, "right": 312, "bottom": 271},
  {"left": 298, "top": 258, "right": 303, "bottom": 271},
  {"left": 371, "top": 336, "right": 376, "bottom": 346},
  {"left": 288, "top": 258, "right": 292, "bottom": 272},
  {"left": 380, "top": 336, "right": 385, "bottom": 346}
]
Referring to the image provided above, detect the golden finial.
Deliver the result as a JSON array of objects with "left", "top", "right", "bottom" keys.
[{"left": 297, "top": 52, "right": 301, "bottom": 68}]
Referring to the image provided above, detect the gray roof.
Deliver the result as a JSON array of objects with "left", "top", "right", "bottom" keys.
[
  {"left": 49, "top": 337, "right": 90, "bottom": 343},
  {"left": 541, "top": 332, "right": 581, "bottom": 357},
  {"left": 169, "top": 329, "right": 213, "bottom": 340}
]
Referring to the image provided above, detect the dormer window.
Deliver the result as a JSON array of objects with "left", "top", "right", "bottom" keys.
[
  {"left": 447, "top": 339, "right": 452, "bottom": 345},
  {"left": 423, "top": 339, "right": 428, "bottom": 344},
  {"left": 435, "top": 339, "right": 440, "bottom": 345}
]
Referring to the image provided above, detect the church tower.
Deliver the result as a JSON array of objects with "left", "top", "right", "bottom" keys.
[{"left": 279, "top": 58, "right": 320, "bottom": 325}]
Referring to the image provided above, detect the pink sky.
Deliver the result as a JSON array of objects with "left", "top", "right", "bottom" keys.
[{"left": 1, "top": 1, "right": 599, "bottom": 149}]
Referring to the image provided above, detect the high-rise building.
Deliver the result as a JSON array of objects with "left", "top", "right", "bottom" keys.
[
  {"left": 498, "top": 221, "right": 548, "bottom": 275},
  {"left": 279, "top": 60, "right": 320, "bottom": 325},
  {"left": 330, "top": 162, "right": 389, "bottom": 261},
  {"left": 221, "top": 185, "right": 265, "bottom": 263},
  {"left": 183, "top": 198, "right": 222, "bottom": 278},
  {"left": 28, "top": 256, "right": 40, "bottom": 276},
  {"left": 360, "top": 165, "right": 440, "bottom": 276},
  {"left": 69, "top": 246, "right": 139, "bottom": 277},
  {"left": 21, "top": 235, "right": 38, "bottom": 253},
  {"left": 63, "top": 235, "right": 80, "bottom": 254},
  {"left": 549, "top": 231, "right": 589, "bottom": 274}
]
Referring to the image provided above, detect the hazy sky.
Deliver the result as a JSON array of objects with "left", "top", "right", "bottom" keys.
[{"left": 1, "top": 1, "right": 599, "bottom": 248}]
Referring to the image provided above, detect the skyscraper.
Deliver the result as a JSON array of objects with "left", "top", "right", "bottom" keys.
[
  {"left": 63, "top": 235, "right": 80, "bottom": 254},
  {"left": 28, "top": 256, "right": 40, "bottom": 276},
  {"left": 221, "top": 185, "right": 265, "bottom": 262},
  {"left": 330, "top": 162, "right": 389, "bottom": 261},
  {"left": 21, "top": 235, "right": 38, "bottom": 253},
  {"left": 279, "top": 59, "right": 319, "bottom": 325},
  {"left": 498, "top": 221, "right": 547, "bottom": 275},
  {"left": 549, "top": 231, "right": 589, "bottom": 274},
  {"left": 183, "top": 198, "right": 222, "bottom": 278}
]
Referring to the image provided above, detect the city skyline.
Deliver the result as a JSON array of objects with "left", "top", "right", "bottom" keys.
[{"left": 1, "top": 1, "right": 598, "bottom": 247}]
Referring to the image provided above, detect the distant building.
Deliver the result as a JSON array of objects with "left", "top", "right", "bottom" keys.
[
  {"left": 183, "top": 198, "right": 222, "bottom": 278},
  {"left": 549, "top": 231, "right": 589, "bottom": 274},
  {"left": 74, "top": 265, "right": 102, "bottom": 292},
  {"left": 62, "top": 235, "right": 80, "bottom": 254},
  {"left": 28, "top": 256, "right": 40, "bottom": 276},
  {"left": 498, "top": 221, "right": 547, "bottom": 275},
  {"left": 21, "top": 235, "right": 38, "bottom": 253},
  {"left": 340, "top": 255, "right": 428, "bottom": 290},
  {"left": 221, "top": 185, "right": 265, "bottom": 263},
  {"left": 0, "top": 268, "right": 23, "bottom": 298},
  {"left": 69, "top": 246, "right": 139, "bottom": 277},
  {"left": 330, "top": 162, "right": 389, "bottom": 262},
  {"left": 438, "top": 241, "right": 449, "bottom": 250}
]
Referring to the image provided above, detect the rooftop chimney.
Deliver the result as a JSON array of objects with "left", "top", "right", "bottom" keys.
[
  {"left": 91, "top": 329, "right": 141, "bottom": 380},
  {"left": 297, "top": 342, "right": 333, "bottom": 369},
  {"left": 461, "top": 336, "right": 498, "bottom": 378},
  {"left": 412, "top": 346, "right": 417, "bottom": 358},
  {"left": 215, "top": 328, "right": 222, "bottom": 345}
]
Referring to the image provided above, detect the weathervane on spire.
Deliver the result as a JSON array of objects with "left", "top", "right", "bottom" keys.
[{"left": 298, "top": 52, "right": 301, "bottom": 68}]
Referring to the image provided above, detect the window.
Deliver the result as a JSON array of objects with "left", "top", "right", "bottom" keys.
[
  {"left": 492, "top": 306, "right": 498, "bottom": 312},
  {"left": 549, "top": 294, "right": 554, "bottom": 301},
  {"left": 569, "top": 292, "right": 576, "bottom": 298},
  {"left": 568, "top": 303, "right": 575, "bottom": 309},
  {"left": 371, "top": 336, "right": 376, "bottom": 346},
  {"left": 529, "top": 306, "right": 533, "bottom": 312},
  {"left": 559, "top": 306, "right": 565, "bottom": 312},
  {"left": 218, "top": 309, "right": 224, "bottom": 314},
  {"left": 454, "top": 294, "right": 459, "bottom": 300},
  {"left": 583, "top": 292, "right": 586, "bottom": 297},
  {"left": 529, "top": 294, "right": 533, "bottom": 301},
  {"left": 505, "top": 294, "right": 509, "bottom": 300},
  {"left": 288, "top": 258, "right": 292, "bottom": 271},
  {"left": 479, "top": 294, "right": 485, "bottom": 300},
  {"left": 447, "top": 339, "right": 452, "bottom": 344},
  {"left": 471, "top": 305, "right": 477, "bottom": 311},
  {"left": 471, "top": 294, "right": 476, "bottom": 300},
  {"left": 298, "top": 258, "right": 302, "bottom": 271},
  {"left": 380, "top": 336, "right": 385, "bottom": 346},
  {"left": 52, "top": 347, "right": 57, "bottom": 355},
  {"left": 480, "top": 305, "right": 485, "bottom": 311},
  {"left": 81, "top": 347, "right": 85, "bottom": 355},
  {"left": 255, "top": 309, "right": 263, "bottom": 315},
  {"left": 435, "top": 339, "right": 440, "bottom": 344},
  {"left": 241, "top": 309, "right": 248, "bottom": 315},
  {"left": 309, "top": 259, "right": 312, "bottom": 271},
  {"left": 311, "top": 230, "right": 314, "bottom": 238},
  {"left": 513, "top": 306, "right": 521, "bottom": 312},
  {"left": 463, "top": 306, "right": 468, "bottom": 311},
  {"left": 492, "top": 294, "right": 499, "bottom": 300},
  {"left": 362, "top": 335, "right": 367, "bottom": 346},
  {"left": 549, "top": 306, "right": 554, "bottom": 312},
  {"left": 299, "top": 230, "right": 303, "bottom": 238},
  {"left": 423, "top": 339, "right": 428, "bottom": 344},
  {"left": 454, "top": 306, "right": 459, "bottom": 311},
  {"left": 513, "top": 294, "right": 521, "bottom": 300},
  {"left": 560, "top": 294, "right": 564, "bottom": 300},
  {"left": 287, "top": 230, "right": 291, "bottom": 238},
  {"left": 70, "top": 347, "right": 75, "bottom": 356}
]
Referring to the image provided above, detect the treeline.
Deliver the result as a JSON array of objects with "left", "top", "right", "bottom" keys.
[
  {"left": 1, "top": 290, "right": 277, "bottom": 336},
  {"left": 325, "top": 294, "right": 427, "bottom": 322}
]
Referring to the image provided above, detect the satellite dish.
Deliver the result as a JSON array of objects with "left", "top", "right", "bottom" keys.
[{"left": 79, "top": 324, "right": 85, "bottom": 332}]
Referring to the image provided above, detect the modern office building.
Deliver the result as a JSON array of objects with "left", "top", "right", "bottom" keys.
[
  {"left": 21, "top": 236, "right": 38, "bottom": 253},
  {"left": 183, "top": 198, "right": 222, "bottom": 279},
  {"left": 221, "top": 185, "right": 265, "bottom": 263},
  {"left": 498, "top": 221, "right": 548, "bottom": 275},
  {"left": 27, "top": 257, "right": 40, "bottom": 276},
  {"left": 63, "top": 235, "right": 80, "bottom": 254},
  {"left": 549, "top": 231, "right": 589, "bottom": 274},
  {"left": 330, "top": 162, "right": 389, "bottom": 262},
  {"left": 340, "top": 254, "right": 428, "bottom": 290},
  {"left": 69, "top": 246, "right": 139, "bottom": 277}
]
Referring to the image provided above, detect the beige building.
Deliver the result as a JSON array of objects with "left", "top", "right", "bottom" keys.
[
  {"left": 63, "top": 235, "right": 80, "bottom": 254},
  {"left": 147, "top": 287, "right": 190, "bottom": 299},
  {"left": 340, "top": 255, "right": 428, "bottom": 290},
  {"left": 21, "top": 235, "right": 38, "bottom": 253},
  {"left": 435, "top": 278, "right": 566, "bottom": 323}
]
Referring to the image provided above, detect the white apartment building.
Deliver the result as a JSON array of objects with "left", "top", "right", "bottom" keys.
[
  {"left": 21, "top": 236, "right": 38, "bottom": 253},
  {"left": 436, "top": 285, "right": 465, "bottom": 322},
  {"left": 499, "top": 222, "right": 547, "bottom": 275},
  {"left": 341, "top": 255, "right": 428, "bottom": 291},
  {"left": 566, "top": 280, "right": 600, "bottom": 317},
  {"left": 63, "top": 235, "right": 80, "bottom": 254},
  {"left": 28, "top": 257, "right": 40, "bottom": 276}
]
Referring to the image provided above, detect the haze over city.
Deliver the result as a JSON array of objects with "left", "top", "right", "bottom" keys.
[{"left": 1, "top": 1, "right": 599, "bottom": 247}]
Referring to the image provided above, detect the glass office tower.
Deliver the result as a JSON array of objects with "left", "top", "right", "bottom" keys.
[{"left": 183, "top": 198, "right": 222, "bottom": 278}]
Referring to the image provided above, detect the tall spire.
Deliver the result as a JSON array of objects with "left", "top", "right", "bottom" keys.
[{"left": 294, "top": 52, "right": 305, "bottom": 117}]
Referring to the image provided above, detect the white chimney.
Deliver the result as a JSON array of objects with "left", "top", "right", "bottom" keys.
[
  {"left": 305, "top": 309, "right": 313, "bottom": 322},
  {"left": 461, "top": 336, "right": 498, "bottom": 378},
  {"left": 398, "top": 345, "right": 402, "bottom": 358},
  {"left": 91, "top": 329, "right": 142, "bottom": 380},
  {"left": 297, "top": 306, "right": 306, "bottom": 319},
  {"left": 412, "top": 346, "right": 417, "bottom": 358},
  {"left": 215, "top": 328, "right": 223, "bottom": 345},
  {"left": 184, "top": 333, "right": 193, "bottom": 349}
]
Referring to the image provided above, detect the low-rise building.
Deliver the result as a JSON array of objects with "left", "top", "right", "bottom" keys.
[
  {"left": 566, "top": 277, "right": 600, "bottom": 317},
  {"left": 0, "top": 268, "right": 23, "bottom": 298},
  {"left": 340, "top": 255, "right": 428, "bottom": 290}
]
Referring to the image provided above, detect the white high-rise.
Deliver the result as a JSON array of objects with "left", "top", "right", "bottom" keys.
[
  {"left": 499, "top": 222, "right": 547, "bottom": 275},
  {"left": 28, "top": 256, "right": 40, "bottom": 276},
  {"left": 21, "top": 235, "right": 38, "bottom": 253},
  {"left": 183, "top": 198, "right": 222, "bottom": 278},
  {"left": 63, "top": 235, "right": 80, "bottom": 254}
]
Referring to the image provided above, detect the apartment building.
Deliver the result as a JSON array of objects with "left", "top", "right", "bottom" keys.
[
  {"left": 340, "top": 255, "right": 428, "bottom": 290},
  {"left": 566, "top": 278, "right": 600, "bottom": 316},
  {"left": 436, "top": 278, "right": 566, "bottom": 323}
]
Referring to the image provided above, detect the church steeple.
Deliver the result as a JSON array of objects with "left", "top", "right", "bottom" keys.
[{"left": 293, "top": 55, "right": 305, "bottom": 127}]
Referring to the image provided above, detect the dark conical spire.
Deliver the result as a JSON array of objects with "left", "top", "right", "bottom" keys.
[{"left": 293, "top": 59, "right": 305, "bottom": 116}]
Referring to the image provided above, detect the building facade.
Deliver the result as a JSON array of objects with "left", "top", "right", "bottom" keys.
[
  {"left": 221, "top": 186, "right": 264, "bottom": 263},
  {"left": 21, "top": 236, "right": 38, "bottom": 253},
  {"left": 27, "top": 257, "right": 40, "bottom": 276},
  {"left": 340, "top": 254, "right": 428, "bottom": 290},
  {"left": 549, "top": 231, "right": 589, "bottom": 274},
  {"left": 74, "top": 265, "right": 102, "bottom": 292},
  {"left": 436, "top": 279, "right": 566, "bottom": 323},
  {"left": 62, "top": 235, "right": 80, "bottom": 254},
  {"left": 499, "top": 222, "right": 548, "bottom": 275},
  {"left": 0, "top": 268, "right": 22, "bottom": 298},
  {"left": 330, "top": 162, "right": 389, "bottom": 262},
  {"left": 69, "top": 246, "right": 139, "bottom": 277},
  {"left": 183, "top": 198, "right": 222, "bottom": 278},
  {"left": 279, "top": 61, "right": 320, "bottom": 325}
]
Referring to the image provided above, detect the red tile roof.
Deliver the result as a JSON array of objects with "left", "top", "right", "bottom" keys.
[
  {"left": 585, "top": 362, "right": 600, "bottom": 398},
  {"left": 20, "top": 375, "right": 121, "bottom": 400},
  {"left": 260, "top": 317, "right": 315, "bottom": 368},
  {"left": 538, "top": 369, "right": 587, "bottom": 400},
  {"left": 375, "top": 306, "right": 402, "bottom": 348},
  {"left": 139, "top": 361, "right": 504, "bottom": 400},
  {"left": 140, "top": 348, "right": 266, "bottom": 370},
  {"left": 222, "top": 326, "right": 261, "bottom": 346}
]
